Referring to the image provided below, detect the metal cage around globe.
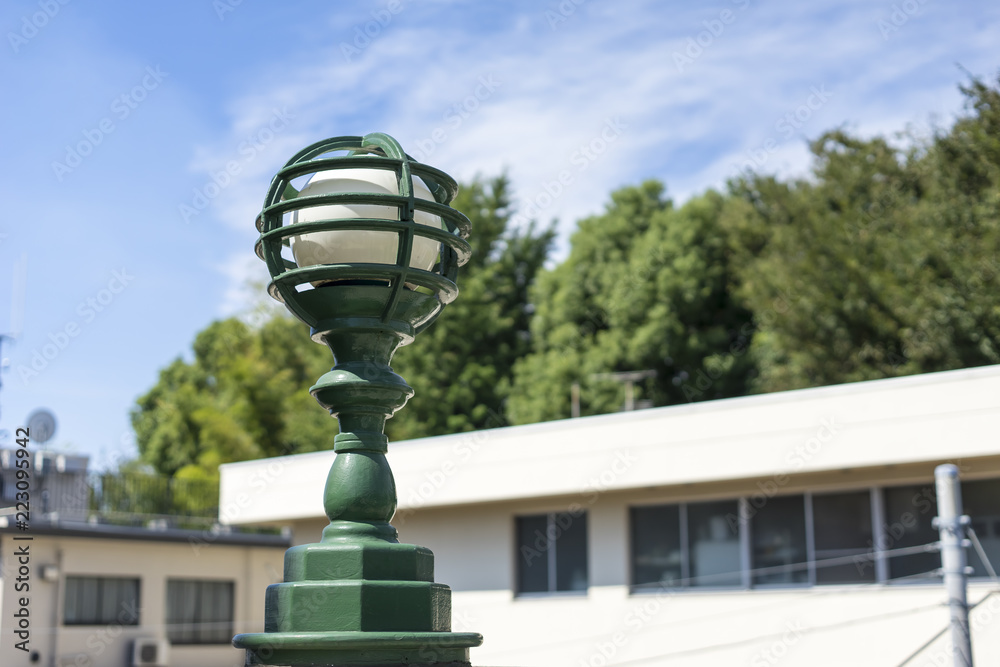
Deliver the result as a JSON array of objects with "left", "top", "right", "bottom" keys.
[{"left": 254, "top": 132, "right": 472, "bottom": 345}]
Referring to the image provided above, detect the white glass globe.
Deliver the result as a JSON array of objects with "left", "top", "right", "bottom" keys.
[{"left": 289, "top": 167, "right": 444, "bottom": 274}]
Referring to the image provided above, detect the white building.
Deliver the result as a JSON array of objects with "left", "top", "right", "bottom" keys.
[{"left": 220, "top": 365, "right": 1000, "bottom": 666}]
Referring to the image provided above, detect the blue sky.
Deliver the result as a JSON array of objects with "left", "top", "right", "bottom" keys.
[{"left": 0, "top": 0, "right": 996, "bottom": 468}]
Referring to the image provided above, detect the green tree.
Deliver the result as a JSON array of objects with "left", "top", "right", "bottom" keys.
[
  {"left": 508, "top": 181, "right": 755, "bottom": 423},
  {"left": 723, "top": 75, "right": 1000, "bottom": 391},
  {"left": 385, "top": 175, "right": 554, "bottom": 439},
  {"left": 131, "top": 316, "right": 332, "bottom": 480}
]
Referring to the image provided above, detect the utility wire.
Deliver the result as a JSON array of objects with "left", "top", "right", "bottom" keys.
[
  {"left": 965, "top": 525, "right": 999, "bottom": 584},
  {"left": 894, "top": 590, "right": 1000, "bottom": 667},
  {"left": 490, "top": 544, "right": 945, "bottom": 659},
  {"left": 609, "top": 593, "right": 949, "bottom": 666},
  {"left": 631, "top": 541, "right": 942, "bottom": 590}
]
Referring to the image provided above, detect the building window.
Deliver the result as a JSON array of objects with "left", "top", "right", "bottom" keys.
[
  {"left": 630, "top": 500, "right": 742, "bottom": 590},
  {"left": 961, "top": 478, "right": 1000, "bottom": 578},
  {"left": 812, "top": 490, "right": 875, "bottom": 584},
  {"left": 516, "top": 511, "right": 588, "bottom": 594},
  {"left": 64, "top": 576, "right": 140, "bottom": 626},
  {"left": 751, "top": 495, "right": 809, "bottom": 586},
  {"left": 631, "top": 505, "right": 681, "bottom": 589},
  {"left": 166, "top": 579, "right": 234, "bottom": 644},
  {"left": 687, "top": 500, "right": 741, "bottom": 587},
  {"left": 883, "top": 484, "right": 938, "bottom": 580}
]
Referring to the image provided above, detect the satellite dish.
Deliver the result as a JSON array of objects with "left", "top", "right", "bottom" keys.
[{"left": 26, "top": 409, "right": 57, "bottom": 444}]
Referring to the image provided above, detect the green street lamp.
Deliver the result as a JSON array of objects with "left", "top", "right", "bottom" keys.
[{"left": 233, "top": 133, "right": 482, "bottom": 666}]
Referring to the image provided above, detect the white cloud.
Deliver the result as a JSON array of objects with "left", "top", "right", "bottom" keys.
[{"left": 184, "top": 0, "right": 999, "bottom": 310}]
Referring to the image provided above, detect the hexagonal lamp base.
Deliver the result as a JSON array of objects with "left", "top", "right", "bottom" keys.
[{"left": 233, "top": 539, "right": 482, "bottom": 666}]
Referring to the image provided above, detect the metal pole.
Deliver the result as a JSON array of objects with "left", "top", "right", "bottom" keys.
[
  {"left": 590, "top": 369, "right": 656, "bottom": 412},
  {"left": 934, "top": 463, "right": 973, "bottom": 667},
  {"left": 571, "top": 382, "right": 580, "bottom": 418}
]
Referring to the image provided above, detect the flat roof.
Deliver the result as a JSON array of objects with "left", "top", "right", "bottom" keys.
[
  {"left": 0, "top": 517, "right": 290, "bottom": 547},
  {"left": 220, "top": 364, "right": 1000, "bottom": 525}
]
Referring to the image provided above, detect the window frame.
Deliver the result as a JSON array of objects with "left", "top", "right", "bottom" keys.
[
  {"left": 630, "top": 499, "right": 747, "bottom": 593},
  {"left": 514, "top": 511, "right": 589, "bottom": 596},
  {"left": 63, "top": 575, "right": 141, "bottom": 627},
  {"left": 165, "top": 578, "right": 235, "bottom": 645}
]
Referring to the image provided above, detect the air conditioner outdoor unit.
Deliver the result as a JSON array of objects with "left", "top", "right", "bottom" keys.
[{"left": 132, "top": 638, "right": 170, "bottom": 667}]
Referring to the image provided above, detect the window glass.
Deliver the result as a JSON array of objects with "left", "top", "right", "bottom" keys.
[
  {"left": 813, "top": 491, "right": 875, "bottom": 584},
  {"left": 960, "top": 478, "right": 1000, "bottom": 579},
  {"left": 688, "top": 500, "right": 741, "bottom": 587},
  {"left": 630, "top": 505, "right": 681, "bottom": 589},
  {"left": 883, "top": 484, "right": 938, "bottom": 580},
  {"left": 64, "top": 577, "right": 140, "bottom": 625},
  {"left": 752, "top": 495, "right": 808, "bottom": 585},
  {"left": 166, "top": 580, "right": 234, "bottom": 644},
  {"left": 515, "top": 512, "right": 588, "bottom": 593},
  {"left": 516, "top": 515, "right": 550, "bottom": 593},
  {"left": 555, "top": 511, "right": 588, "bottom": 592}
]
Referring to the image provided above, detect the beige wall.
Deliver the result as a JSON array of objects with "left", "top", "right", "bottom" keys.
[{"left": 0, "top": 533, "right": 285, "bottom": 667}]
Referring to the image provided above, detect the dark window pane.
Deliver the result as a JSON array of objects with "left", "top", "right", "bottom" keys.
[
  {"left": 64, "top": 577, "right": 140, "bottom": 625},
  {"left": 198, "top": 581, "right": 235, "bottom": 643},
  {"left": 166, "top": 580, "right": 234, "bottom": 644},
  {"left": 813, "top": 491, "right": 875, "bottom": 584},
  {"left": 554, "top": 511, "right": 588, "bottom": 592},
  {"left": 516, "top": 515, "right": 550, "bottom": 593},
  {"left": 752, "top": 495, "right": 808, "bottom": 585},
  {"left": 961, "top": 478, "right": 1000, "bottom": 579},
  {"left": 631, "top": 505, "right": 681, "bottom": 589},
  {"left": 883, "top": 484, "right": 938, "bottom": 580},
  {"left": 688, "top": 500, "right": 741, "bottom": 587}
]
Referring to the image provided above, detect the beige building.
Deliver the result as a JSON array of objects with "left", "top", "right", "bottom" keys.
[
  {"left": 220, "top": 364, "right": 1000, "bottom": 666},
  {"left": 0, "top": 455, "right": 287, "bottom": 667}
]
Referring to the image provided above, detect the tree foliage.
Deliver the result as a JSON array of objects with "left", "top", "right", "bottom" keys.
[
  {"left": 508, "top": 182, "right": 755, "bottom": 423},
  {"left": 722, "top": 75, "right": 1000, "bottom": 391},
  {"left": 386, "top": 175, "right": 554, "bottom": 439},
  {"left": 131, "top": 316, "right": 332, "bottom": 480}
]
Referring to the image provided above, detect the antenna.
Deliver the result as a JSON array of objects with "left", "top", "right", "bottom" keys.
[{"left": 0, "top": 254, "right": 27, "bottom": 423}]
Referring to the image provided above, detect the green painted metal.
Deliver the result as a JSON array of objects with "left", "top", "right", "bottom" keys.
[{"left": 233, "top": 134, "right": 481, "bottom": 666}]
